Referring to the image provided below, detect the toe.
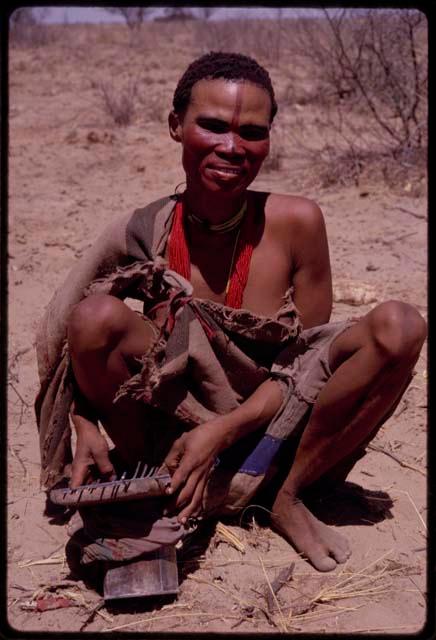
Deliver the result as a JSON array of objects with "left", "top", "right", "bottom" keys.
[
  {"left": 324, "top": 527, "right": 351, "bottom": 564},
  {"left": 333, "top": 535, "right": 351, "bottom": 564},
  {"left": 332, "top": 547, "right": 350, "bottom": 564},
  {"left": 309, "top": 547, "right": 338, "bottom": 572}
]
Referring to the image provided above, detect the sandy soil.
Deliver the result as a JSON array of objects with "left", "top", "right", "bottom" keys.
[{"left": 7, "top": 21, "right": 428, "bottom": 634}]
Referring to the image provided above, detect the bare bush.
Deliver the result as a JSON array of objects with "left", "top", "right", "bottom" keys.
[
  {"left": 93, "top": 79, "right": 139, "bottom": 126},
  {"left": 104, "top": 7, "right": 151, "bottom": 31},
  {"left": 197, "top": 8, "right": 216, "bottom": 21},
  {"left": 288, "top": 9, "right": 427, "bottom": 186},
  {"left": 10, "top": 7, "right": 55, "bottom": 47},
  {"left": 92, "top": 74, "right": 169, "bottom": 127},
  {"left": 104, "top": 7, "right": 154, "bottom": 46},
  {"left": 160, "top": 7, "right": 195, "bottom": 21}
]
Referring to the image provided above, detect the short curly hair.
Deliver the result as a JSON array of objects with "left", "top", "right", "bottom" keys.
[{"left": 173, "top": 51, "right": 278, "bottom": 123}]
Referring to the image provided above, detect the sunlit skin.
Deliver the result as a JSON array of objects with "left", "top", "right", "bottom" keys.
[
  {"left": 67, "top": 78, "right": 427, "bottom": 572},
  {"left": 169, "top": 79, "right": 271, "bottom": 223},
  {"left": 168, "top": 80, "right": 294, "bottom": 314}
]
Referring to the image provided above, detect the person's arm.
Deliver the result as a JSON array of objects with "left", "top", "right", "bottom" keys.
[
  {"left": 164, "top": 200, "right": 334, "bottom": 521},
  {"left": 69, "top": 393, "right": 115, "bottom": 488},
  {"left": 164, "top": 378, "right": 283, "bottom": 522},
  {"left": 289, "top": 199, "right": 333, "bottom": 329},
  {"left": 35, "top": 215, "right": 130, "bottom": 490}
]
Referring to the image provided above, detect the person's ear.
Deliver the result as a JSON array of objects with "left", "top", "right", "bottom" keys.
[{"left": 168, "top": 111, "right": 182, "bottom": 143}]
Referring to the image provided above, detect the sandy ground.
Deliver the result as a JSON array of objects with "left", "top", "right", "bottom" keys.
[{"left": 7, "top": 21, "right": 428, "bottom": 634}]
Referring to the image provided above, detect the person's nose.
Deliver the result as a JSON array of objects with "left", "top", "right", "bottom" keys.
[{"left": 216, "top": 132, "right": 245, "bottom": 159}]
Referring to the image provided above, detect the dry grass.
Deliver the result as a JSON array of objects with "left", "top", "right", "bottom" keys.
[
  {"left": 177, "top": 543, "right": 412, "bottom": 633},
  {"left": 19, "top": 553, "right": 66, "bottom": 568},
  {"left": 367, "top": 443, "right": 426, "bottom": 476},
  {"left": 193, "top": 18, "right": 284, "bottom": 65},
  {"left": 102, "top": 609, "right": 242, "bottom": 632},
  {"left": 215, "top": 522, "right": 246, "bottom": 553},
  {"left": 264, "top": 550, "right": 409, "bottom": 631}
]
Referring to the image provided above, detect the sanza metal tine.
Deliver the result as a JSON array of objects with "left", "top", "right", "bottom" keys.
[
  {"left": 50, "top": 460, "right": 172, "bottom": 507},
  {"left": 132, "top": 460, "right": 142, "bottom": 479},
  {"left": 141, "top": 462, "right": 149, "bottom": 478}
]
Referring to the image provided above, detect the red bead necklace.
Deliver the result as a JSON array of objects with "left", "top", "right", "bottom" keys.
[{"left": 168, "top": 197, "right": 256, "bottom": 309}]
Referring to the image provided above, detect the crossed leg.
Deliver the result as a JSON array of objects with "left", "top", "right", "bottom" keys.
[
  {"left": 68, "top": 295, "right": 426, "bottom": 573},
  {"left": 271, "top": 300, "right": 427, "bottom": 571},
  {"left": 67, "top": 294, "right": 159, "bottom": 469}
]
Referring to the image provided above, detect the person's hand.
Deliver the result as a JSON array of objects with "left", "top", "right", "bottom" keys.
[
  {"left": 70, "top": 417, "right": 115, "bottom": 488},
  {"left": 164, "top": 423, "right": 224, "bottom": 523}
]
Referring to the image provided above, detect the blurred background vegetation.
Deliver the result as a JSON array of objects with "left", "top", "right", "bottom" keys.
[{"left": 9, "top": 6, "right": 427, "bottom": 193}]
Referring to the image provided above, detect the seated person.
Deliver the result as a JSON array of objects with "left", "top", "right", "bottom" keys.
[{"left": 36, "top": 51, "right": 427, "bottom": 572}]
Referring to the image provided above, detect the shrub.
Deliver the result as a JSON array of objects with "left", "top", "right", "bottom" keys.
[
  {"left": 93, "top": 79, "right": 139, "bottom": 127},
  {"left": 288, "top": 9, "right": 427, "bottom": 186},
  {"left": 10, "top": 7, "right": 55, "bottom": 47}
]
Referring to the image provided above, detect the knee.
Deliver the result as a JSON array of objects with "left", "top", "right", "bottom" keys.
[
  {"left": 369, "top": 300, "right": 427, "bottom": 363},
  {"left": 67, "top": 294, "right": 129, "bottom": 353}
]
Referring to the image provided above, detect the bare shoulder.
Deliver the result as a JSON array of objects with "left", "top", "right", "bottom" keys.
[{"left": 258, "top": 191, "right": 325, "bottom": 236}]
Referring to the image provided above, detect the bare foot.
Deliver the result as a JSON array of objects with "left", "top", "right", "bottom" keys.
[{"left": 271, "top": 490, "right": 351, "bottom": 572}]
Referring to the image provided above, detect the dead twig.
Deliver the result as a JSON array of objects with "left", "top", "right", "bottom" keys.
[
  {"left": 348, "top": 624, "right": 421, "bottom": 633},
  {"left": 390, "top": 489, "right": 427, "bottom": 532},
  {"left": 8, "top": 445, "right": 28, "bottom": 479},
  {"left": 188, "top": 574, "right": 277, "bottom": 628},
  {"left": 10, "top": 583, "right": 33, "bottom": 593},
  {"left": 393, "top": 397, "right": 409, "bottom": 418},
  {"left": 381, "top": 231, "right": 418, "bottom": 247},
  {"left": 80, "top": 599, "right": 111, "bottom": 629},
  {"left": 19, "top": 552, "right": 66, "bottom": 568},
  {"left": 79, "top": 602, "right": 104, "bottom": 630},
  {"left": 367, "top": 443, "right": 426, "bottom": 476},
  {"left": 257, "top": 553, "right": 289, "bottom": 632},
  {"left": 8, "top": 382, "right": 31, "bottom": 408},
  {"left": 392, "top": 206, "right": 427, "bottom": 220},
  {"left": 103, "top": 611, "right": 242, "bottom": 632},
  {"left": 264, "top": 562, "right": 295, "bottom": 613}
]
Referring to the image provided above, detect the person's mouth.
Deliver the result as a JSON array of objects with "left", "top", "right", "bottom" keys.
[{"left": 207, "top": 165, "right": 245, "bottom": 178}]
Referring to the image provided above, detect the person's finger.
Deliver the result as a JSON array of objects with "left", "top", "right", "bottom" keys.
[
  {"left": 168, "top": 455, "right": 198, "bottom": 495},
  {"left": 163, "top": 463, "right": 199, "bottom": 514},
  {"left": 178, "top": 476, "right": 207, "bottom": 523},
  {"left": 70, "top": 461, "right": 89, "bottom": 488},
  {"left": 92, "top": 447, "right": 115, "bottom": 479},
  {"left": 164, "top": 439, "right": 184, "bottom": 475},
  {"left": 174, "top": 467, "right": 203, "bottom": 509}
]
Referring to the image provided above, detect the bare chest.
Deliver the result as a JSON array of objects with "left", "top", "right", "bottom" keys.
[{"left": 167, "top": 225, "right": 292, "bottom": 316}]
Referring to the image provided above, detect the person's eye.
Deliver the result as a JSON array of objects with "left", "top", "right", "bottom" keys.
[
  {"left": 197, "top": 118, "right": 229, "bottom": 134},
  {"left": 239, "top": 126, "right": 270, "bottom": 141}
]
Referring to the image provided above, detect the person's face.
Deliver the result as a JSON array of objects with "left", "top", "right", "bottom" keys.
[{"left": 169, "top": 79, "right": 272, "bottom": 197}]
